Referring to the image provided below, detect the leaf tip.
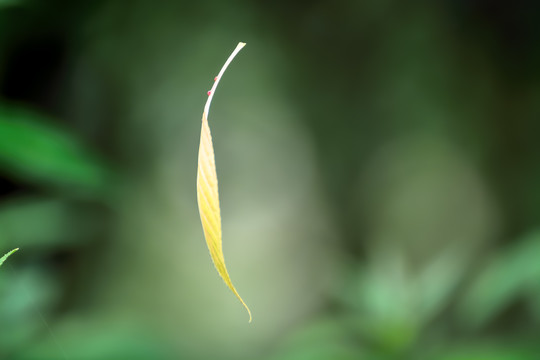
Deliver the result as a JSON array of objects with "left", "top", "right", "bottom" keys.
[
  {"left": 0, "top": 248, "right": 20, "bottom": 267},
  {"left": 242, "top": 299, "right": 252, "bottom": 323}
]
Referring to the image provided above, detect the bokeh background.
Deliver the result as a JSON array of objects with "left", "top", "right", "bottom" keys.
[{"left": 1, "top": 0, "right": 539, "bottom": 359}]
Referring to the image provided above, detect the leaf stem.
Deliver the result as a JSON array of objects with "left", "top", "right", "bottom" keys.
[{"left": 204, "top": 42, "right": 246, "bottom": 119}]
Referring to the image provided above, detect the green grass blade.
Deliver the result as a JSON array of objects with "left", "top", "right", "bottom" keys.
[{"left": 0, "top": 248, "right": 19, "bottom": 267}]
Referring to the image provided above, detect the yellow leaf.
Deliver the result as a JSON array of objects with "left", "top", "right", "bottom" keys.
[{"left": 196, "top": 42, "right": 252, "bottom": 322}]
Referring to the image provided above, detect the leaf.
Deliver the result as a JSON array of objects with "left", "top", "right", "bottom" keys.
[
  {"left": 0, "top": 0, "right": 20, "bottom": 8},
  {"left": 0, "top": 106, "right": 110, "bottom": 196},
  {"left": 457, "top": 229, "right": 540, "bottom": 329},
  {"left": 196, "top": 42, "right": 251, "bottom": 322},
  {"left": 0, "top": 248, "right": 18, "bottom": 267}
]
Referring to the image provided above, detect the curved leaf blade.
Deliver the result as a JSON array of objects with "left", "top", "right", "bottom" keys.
[{"left": 196, "top": 42, "right": 252, "bottom": 322}]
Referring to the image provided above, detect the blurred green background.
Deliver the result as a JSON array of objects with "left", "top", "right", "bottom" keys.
[{"left": 1, "top": 0, "right": 539, "bottom": 359}]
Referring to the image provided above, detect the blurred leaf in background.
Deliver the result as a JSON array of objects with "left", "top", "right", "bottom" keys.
[
  {"left": 457, "top": 229, "right": 540, "bottom": 330},
  {"left": 0, "top": 105, "right": 111, "bottom": 198}
]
